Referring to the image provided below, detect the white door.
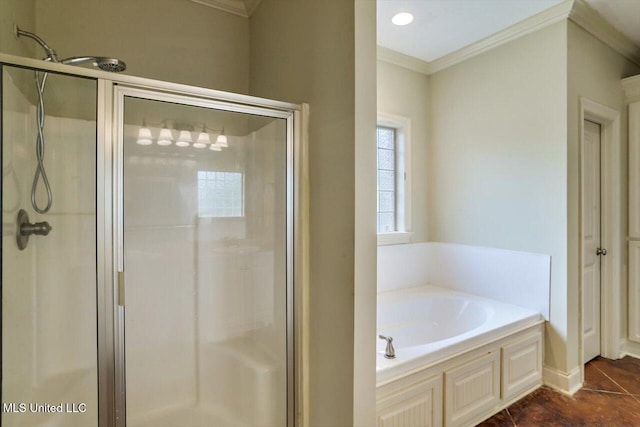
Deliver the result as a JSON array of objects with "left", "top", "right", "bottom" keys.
[{"left": 583, "top": 119, "right": 602, "bottom": 363}]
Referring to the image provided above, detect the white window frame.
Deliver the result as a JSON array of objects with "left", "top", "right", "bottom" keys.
[{"left": 377, "top": 112, "right": 412, "bottom": 245}]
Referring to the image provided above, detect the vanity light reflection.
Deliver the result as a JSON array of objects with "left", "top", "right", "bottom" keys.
[
  {"left": 136, "top": 126, "right": 153, "bottom": 146},
  {"left": 176, "top": 130, "right": 192, "bottom": 147},
  {"left": 157, "top": 127, "right": 173, "bottom": 146},
  {"left": 135, "top": 122, "right": 229, "bottom": 151}
]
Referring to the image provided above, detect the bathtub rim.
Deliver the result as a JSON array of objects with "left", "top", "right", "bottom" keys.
[{"left": 376, "top": 285, "right": 544, "bottom": 386}]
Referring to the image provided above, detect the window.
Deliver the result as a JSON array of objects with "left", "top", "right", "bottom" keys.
[
  {"left": 377, "top": 126, "right": 396, "bottom": 232},
  {"left": 197, "top": 171, "right": 244, "bottom": 218},
  {"left": 377, "top": 113, "right": 412, "bottom": 245}
]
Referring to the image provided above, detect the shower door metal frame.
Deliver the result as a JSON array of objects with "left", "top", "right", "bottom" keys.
[
  {"left": 110, "top": 84, "right": 298, "bottom": 427},
  {"left": 0, "top": 52, "right": 303, "bottom": 427}
]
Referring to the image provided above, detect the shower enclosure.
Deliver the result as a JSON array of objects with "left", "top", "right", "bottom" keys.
[{"left": 1, "top": 54, "right": 300, "bottom": 427}]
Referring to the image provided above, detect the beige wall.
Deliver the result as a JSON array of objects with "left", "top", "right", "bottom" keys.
[
  {"left": 249, "top": 0, "right": 360, "bottom": 425},
  {"left": 0, "top": 0, "right": 36, "bottom": 96},
  {"left": 0, "top": 0, "right": 35, "bottom": 58},
  {"left": 567, "top": 21, "right": 640, "bottom": 370},
  {"left": 428, "top": 22, "right": 570, "bottom": 371},
  {"left": 377, "top": 59, "right": 429, "bottom": 242},
  {"left": 2, "top": 0, "right": 249, "bottom": 94}
]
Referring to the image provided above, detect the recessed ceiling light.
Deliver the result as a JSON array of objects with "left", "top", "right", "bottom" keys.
[{"left": 392, "top": 12, "right": 414, "bottom": 26}]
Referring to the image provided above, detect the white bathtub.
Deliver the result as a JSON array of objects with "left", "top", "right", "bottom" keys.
[{"left": 376, "top": 285, "right": 542, "bottom": 384}]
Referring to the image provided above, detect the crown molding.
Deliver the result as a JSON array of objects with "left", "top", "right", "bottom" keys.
[
  {"left": 569, "top": 0, "right": 640, "bottom": 66},
  {"left": 377, "top": 46, "right": 432, "bottom": 75},
  {"left": 377, "top": 0, "right": 640, "bottom": 76},
  {"left": 189, "top": 0, "right": 262, "bottom": 18}
]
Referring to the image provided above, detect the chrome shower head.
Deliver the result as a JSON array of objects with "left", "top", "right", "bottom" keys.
[
  {"left": 95, "top": 57, "right": 127, "bottom": 73},
  {"left": 60, "top": 56, "right": 127, "bottom": 73}
]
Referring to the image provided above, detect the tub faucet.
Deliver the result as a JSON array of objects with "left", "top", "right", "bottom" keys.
[{"left": 378, "top": 335, "right": 396, "bottom": 359}]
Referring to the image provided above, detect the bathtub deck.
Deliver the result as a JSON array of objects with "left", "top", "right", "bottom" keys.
[
  {"left": 478, "top": 356, "right": 640, "bottom": 426},
  {"left": 376, "top": 285, "right": 542, "bottom": 384}
]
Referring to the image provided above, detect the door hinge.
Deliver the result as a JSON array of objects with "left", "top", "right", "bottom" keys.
[{"left": 118, "top": 270, "right": 125, "bottom": 306}]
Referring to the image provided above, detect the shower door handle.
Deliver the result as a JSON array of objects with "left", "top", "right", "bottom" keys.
[{"left": 118, "top": 271, "right": 125, "bottom": 306}]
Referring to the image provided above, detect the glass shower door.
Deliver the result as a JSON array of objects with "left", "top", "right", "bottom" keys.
[
  {"left": 118, "top": 92, "right": 290, "bottom": 427},
  {"left": 1, "top": 65, "right": 99, "bottom": 427}
]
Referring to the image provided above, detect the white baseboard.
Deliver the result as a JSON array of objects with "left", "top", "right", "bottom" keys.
[
  {"left": 619, "top": 339, "right": 627, "bottom": 358},
  {"left": 621, "top": 340, "right": 640, "bottom": 359},
  {"left": 542, "top": 365, "right": 581, "bottom": 395}
]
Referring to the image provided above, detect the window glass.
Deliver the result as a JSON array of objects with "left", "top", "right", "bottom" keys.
[
  {"left": 197, "top": 170, "right": 244, "bottom": 218},
  {"left": 377, "top": 126, "right": 396, "bottom": 232}
]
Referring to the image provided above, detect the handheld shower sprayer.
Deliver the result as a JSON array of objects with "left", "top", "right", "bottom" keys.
[{"left": 13, "top": 25, "right": 127, "bottom": 218}]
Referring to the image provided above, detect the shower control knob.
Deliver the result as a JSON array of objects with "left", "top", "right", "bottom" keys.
[
  {"left": 21, "top": 220, "right": 52, "bottom": 236},
  {"left": 16, "top": 209, "right": 52, "bottom": 251},
  {"left": 596, "top": 248, "right": 607, "bottom": 256}
]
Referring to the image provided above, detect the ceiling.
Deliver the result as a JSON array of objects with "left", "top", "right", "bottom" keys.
[{"left": 377, "top": 0, "right": 640, "bottom": 63}]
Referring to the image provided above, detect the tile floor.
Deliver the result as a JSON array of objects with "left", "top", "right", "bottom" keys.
[{"left": 478, "top": 356, "right": 640, "bottom": 426}]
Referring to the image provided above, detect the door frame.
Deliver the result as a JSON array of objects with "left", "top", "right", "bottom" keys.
[{"left": 579, "top": 97, "right": 622, "bottom": 370}]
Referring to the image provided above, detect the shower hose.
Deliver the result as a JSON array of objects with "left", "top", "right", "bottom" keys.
[{"left": 31, "top": 70, "right": 53, "bottom": 214}]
